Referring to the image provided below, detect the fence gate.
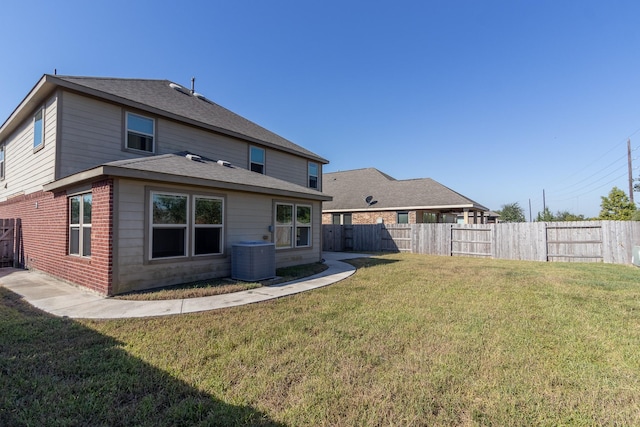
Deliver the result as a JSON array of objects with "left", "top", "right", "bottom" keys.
[
  {"left": 344, "top": 225, "right": 354, "bottom": 251},
  {"left": 546, "top": 225, "right": 603, "bottom": 262},
  {"left": 451, "top": 226, "right": 493, "bottom": 258},
  {"left": 382, "top": 225, "right": 412, "bottom": 252},
  {"left": 0, "top": 219, "right": 15, "bottom": 267}
]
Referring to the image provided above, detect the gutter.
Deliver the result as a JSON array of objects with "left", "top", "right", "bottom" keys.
[{"left": 44, "top": 165, "right": 333, "bottom": 202}]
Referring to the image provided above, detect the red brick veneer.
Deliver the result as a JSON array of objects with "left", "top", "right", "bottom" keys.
[{"left": 0, "top": 179, "right": 113, "bottom": 295}]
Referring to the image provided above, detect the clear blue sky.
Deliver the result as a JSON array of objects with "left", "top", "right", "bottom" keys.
[{"left": 2, "top": 0, "right": 640, "bottom": 219}]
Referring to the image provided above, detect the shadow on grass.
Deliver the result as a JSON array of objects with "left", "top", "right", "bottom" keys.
[
  {"left": 342, "top": 257, "right": 400, "bottom": 270},
  {"left": 0, "top": 288, "right": 284, "bottom": 427}
]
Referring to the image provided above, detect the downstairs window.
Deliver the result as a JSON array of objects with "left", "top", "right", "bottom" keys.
[{"left": 69, "top": 193, "right": 92, "bottom": 257}]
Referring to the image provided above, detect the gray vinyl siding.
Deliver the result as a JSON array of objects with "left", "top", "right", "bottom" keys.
[
  {"left": 158, "top": 119, "right": 246, "bottom": 166},
  {"left": 58, "top": 92, "right": 322, "bottom": 188},
  {"left": 268, "top": 149, "right": 311, "bottom": 188},
  {"left": 112, "top": 179, "right": 323, "bottom": 294},
  {"left": 0, "top": 95, "right": 57, "bottom": 201},
  {"left": 58, "top": 92, "right": 126, "bottom": 178}
]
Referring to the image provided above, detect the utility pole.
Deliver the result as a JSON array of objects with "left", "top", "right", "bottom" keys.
[
  {"left": 628, "top": 139, "right": 634, "bottom": 204},
  {"left": 542, "top": 189, "right": 546, "bottom": 214},
  {"left": 528, "top": 198, "right": 532, "bottom": 222}
]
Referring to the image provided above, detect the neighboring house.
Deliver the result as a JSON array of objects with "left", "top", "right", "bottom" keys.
[
  {"left": 322, "top": 168, "right": 488, "bottom": 225},
  {"left": 456, "top": 210, "right": 501, "bottom": 224},
  {"left": 0, "top": 74, "right": 330, "bottom": 295}
]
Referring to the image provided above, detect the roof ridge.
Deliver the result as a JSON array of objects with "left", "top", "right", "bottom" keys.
[{"left": 51, "top": 75, "right": 170, "bottom": 83}]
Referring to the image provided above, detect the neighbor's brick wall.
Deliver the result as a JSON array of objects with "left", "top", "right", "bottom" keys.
[
  {"left": 322, "top": 211, "right": 416, "bottom": 225},
  {"left": 0, "top": 179, "right": 113, "bottom": 295}
]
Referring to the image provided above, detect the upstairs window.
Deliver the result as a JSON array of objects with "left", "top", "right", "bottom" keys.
[
  {"left": 250, "top": 146, "right": 265, "bottom": 174},
  {"left": 69, "top": 193, "right": 92, "bottom": 257},
  {"left": 0, "top": 145, "right": 4, "bottom": 180},
  {"left": 308, "top": 162, "right": 318, "bottom": 189},
  {"left": 33, "top": 108, "right": 44, "bottom": 150},
  {"left": 126, "top": 112, "right": 155, "bottom": 153}
]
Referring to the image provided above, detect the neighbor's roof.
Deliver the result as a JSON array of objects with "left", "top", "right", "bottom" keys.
[
  {"left": 322, "top": 168, "right": 487, "bottom": 212},
  {"left": 0, "top": 74, "right": 328, "bottom": 164},
  {"left": 44, "top": 152, "right": 332, "bottom": 202}
]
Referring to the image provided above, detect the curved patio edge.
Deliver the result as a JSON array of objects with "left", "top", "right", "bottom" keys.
[{"left": 0, "top": 252, "right": 370, "bottom": 319}]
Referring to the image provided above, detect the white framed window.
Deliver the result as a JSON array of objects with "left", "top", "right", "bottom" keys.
[
  {"left": 275, "top": 203, "right": 293, "bottom": 248},
  {"left": 308, "top": 162, "right": 318, "bottom": 189},
  {"left": 149, "top": 191, "right": 225, "bottom": 259},
  {"left": 250, "top": 146, "right": 265, "bottom": 174},
  {"left": 151, "top": 192, "right": 188, "bottom": 259},
  {"left": 275, "top": 203, "right": 312, "bottom": 249},
  {"left": 69, "top": 193, "right": 92, "bottom": 257},
  {"left": 193, "top": 196, "right": 224, "bottom": 256},
  {"left": 296, "top": 205, "right": 311, "bottom": 247},
  {"left": 33, "top": 108, "right": 44, "bottom": 150},
  {"left": 0, "top": 144, "right": 5, "bottom": 180},
  {"left": 126, "top": 112, "right": 155, "bottom": 153}
]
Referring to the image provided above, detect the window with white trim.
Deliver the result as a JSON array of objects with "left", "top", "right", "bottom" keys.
[
  {"left": 150, "top": 192, "right": 224, "bottom": 259},
  {"left": 0, "top": 144, "right": 5, "bottom": 180},
  {"left": 69, "top": 193, "right": 92, "bottom": 257},
  {"left": 33, "top": 108, "right": 44, "bottom": 150},
  {"left": 151, "top": 192, "right": 188, "bottom": 258},
  {"left": 126, "top": 112, "right": 155, "bottom": 152},
  {"left": 308, "top": 162, "right": 318, "bottom": 189},
  {"left": 250, "top": 146, "right": 265, "bottom": 174},
  {"left": 296, "top": 205, "right": 311, "bottom": 247},
  {"left": 275, "top": 203, "right": 312, "bottom": 249},
  {"left": 275, "top": 203, "right": 293, "bottom": 248},
  {"left": 193, "top": 196, "right": 224, "bottom": 256}
]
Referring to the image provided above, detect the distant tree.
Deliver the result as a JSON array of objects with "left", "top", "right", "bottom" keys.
[
  {"left": 553, "top": 210, "right": 586, "bottom": 221},
  {"left": 598, "top": 187, "right": 636, "bottom": 220},
  {"left": 497, "top": 202, "right": 525, "bottom": 222},
  {"left": 536, "top": 207, "right": 555, "bottom": 222},
  {"left": 535, "top": 207, "right": 586, "bottom": 222}
]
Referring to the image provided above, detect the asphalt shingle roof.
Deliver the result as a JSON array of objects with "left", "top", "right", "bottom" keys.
[
  {"left": 46, "top": 152, "right": 331, "bottom": 201},
  {"left": 51, "top": 75, "right": 327, "bottom": 163},
  {"left": 322, "top": 168, "right": 487, "bottom": 211}
]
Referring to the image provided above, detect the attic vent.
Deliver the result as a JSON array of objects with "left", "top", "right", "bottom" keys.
[
  {"left": 186, "top": 154, "right": 202, "bottom": 162},
  {"left": 193, "top": 92, "right": 214, "bottom": 104},
  {"left": 217, "top": 160, "right": 232, "bottom": 167},
  {"left": 169, "top": 82, "right": 190, "bottom": 95}
]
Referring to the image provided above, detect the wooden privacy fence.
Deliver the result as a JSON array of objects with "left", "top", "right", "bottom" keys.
[
  {"left": 0, "top": 219, "right": 16, "bottom": 267},
  {"left": 322, "top": 221, "right": 640, "bottom": 265}
]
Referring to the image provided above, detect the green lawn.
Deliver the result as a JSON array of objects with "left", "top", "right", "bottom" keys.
[{"left": 2, "top": 253, "right": 640, "bottom": 426}]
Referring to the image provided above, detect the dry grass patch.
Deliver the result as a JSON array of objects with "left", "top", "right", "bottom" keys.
[{"left": 115, "top": 262, "right": 328, "bottom": 301}]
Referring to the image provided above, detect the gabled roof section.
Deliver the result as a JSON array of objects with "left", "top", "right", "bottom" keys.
[
  {"left": 44, "top": 152, "right": 332, "bottom": 201},
  {"left": 322, "top": 168, "right": 488, "bottom": 211},
  {"left": 0, "top": 74, "right": 328, "bottom": 164}
]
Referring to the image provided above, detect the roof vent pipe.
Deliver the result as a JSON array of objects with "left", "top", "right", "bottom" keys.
[{"left": 191, "top": 77, "right": 195, "bottom": 94}]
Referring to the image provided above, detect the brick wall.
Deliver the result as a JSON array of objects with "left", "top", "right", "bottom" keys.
[
  {"left": 0, "top": 179, "right": 113, "bottom": 295},
  {"left": 322, "top": 210, "right": 417, "bottom": 225}
]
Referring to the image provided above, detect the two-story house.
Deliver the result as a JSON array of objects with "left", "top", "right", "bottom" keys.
[{"left": 0, "top": 74, "right": 330, "bottom": 295}]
